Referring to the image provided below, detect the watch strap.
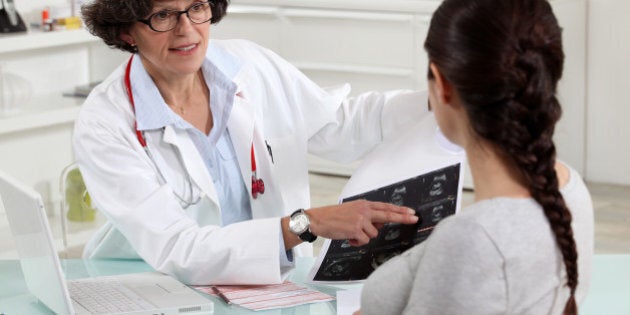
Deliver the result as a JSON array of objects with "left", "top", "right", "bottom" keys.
[{"left": 298, "top": 230, "right": 317, "bottom": 243}]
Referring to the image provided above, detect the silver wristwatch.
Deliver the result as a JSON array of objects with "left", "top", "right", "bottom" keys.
[{"left": 288, "top": 209, "right": 317, "bottom": 243}]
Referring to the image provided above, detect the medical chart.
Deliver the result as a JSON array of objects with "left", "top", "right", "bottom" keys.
[
  {"left": 308, "top": 163, "right": 461, "bottom": 283},
  {"left": 307, "top": 112, "right": 466, "bottom": 284},
  {"left": 194, "top": 281, "right": 334, "bottom": 311}
]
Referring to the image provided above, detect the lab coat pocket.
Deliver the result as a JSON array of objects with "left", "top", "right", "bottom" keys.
[
  {"left": 265, "top": 135, "right": 309, "bottom": 210},
  {"left": 266, "top": 135, "right": 304, "bottom": 173}
]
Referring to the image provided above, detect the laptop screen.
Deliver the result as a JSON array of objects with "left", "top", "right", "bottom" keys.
[{"left": 0, "top": 170, "right": 74, "bottom": 315}]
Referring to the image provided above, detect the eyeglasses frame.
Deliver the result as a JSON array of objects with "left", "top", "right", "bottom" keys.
[{"left": 138, "top": 1, "right": 214, "bottom": 32}]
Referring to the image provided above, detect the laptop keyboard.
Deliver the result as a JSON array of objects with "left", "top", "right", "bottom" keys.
[{"left": 68, "top": 277, "right": 156, "bottom": 314}]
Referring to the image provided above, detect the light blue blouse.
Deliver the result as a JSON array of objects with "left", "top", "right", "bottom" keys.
[{"left": 132, "top": 45, "right": 292, "bottom": 266}]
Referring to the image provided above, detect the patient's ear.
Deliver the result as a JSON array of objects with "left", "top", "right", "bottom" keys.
[{"left": 429, "top": 63, "right": 454, "bottom": 106}]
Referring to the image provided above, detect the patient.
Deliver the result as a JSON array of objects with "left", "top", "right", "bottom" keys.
[{"left": 356, "top": 0, "right": 594, "bottom": 314}]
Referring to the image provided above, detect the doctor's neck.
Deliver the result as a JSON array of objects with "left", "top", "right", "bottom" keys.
[{"left": 145, "top": 62, "right": 213, "bottom": 134}]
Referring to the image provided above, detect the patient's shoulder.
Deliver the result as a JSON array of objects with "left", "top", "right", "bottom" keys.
[{"left": 555, "top": 161, "right": 570, "bottom": 189}]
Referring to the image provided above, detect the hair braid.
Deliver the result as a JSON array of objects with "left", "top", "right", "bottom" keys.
[
  {"left": 506, "top": 93, "right": 580, "bottom": 315},
  {"left": 425, "top": 0, "right": 579, "bottom": 313},
  {"left": 487, "top": 51, "right": 580, "bottom": 315}
]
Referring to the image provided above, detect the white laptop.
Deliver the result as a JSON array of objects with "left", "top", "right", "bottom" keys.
[{"left": 0, "top": 170, "right": 214, "bottom": 315}]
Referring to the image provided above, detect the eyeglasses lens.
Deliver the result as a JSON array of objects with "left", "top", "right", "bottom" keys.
[{"left": 149, "top": 2, "right": 212, "bottom": 32}]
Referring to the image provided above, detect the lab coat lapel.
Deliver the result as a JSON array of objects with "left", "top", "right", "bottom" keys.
[
  {"left": 161, "top": 126, "right": 220, "bottom": 207},
  {"left": 227, "top": 93, "right": 255, "bottom": 199},
  {"left": 251, "top": 126, "right": 285, "bottom": 218},
  {"left": 228, "top": 90, "right": 286, "bottom": 219}
]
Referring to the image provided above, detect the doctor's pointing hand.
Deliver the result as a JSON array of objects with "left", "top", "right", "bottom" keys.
[
  {"left": 74, "top": 0, "right": 425, "bottom": 285},
  {"left": 283, "top": 201, "right": 419, "bottom": 250}
]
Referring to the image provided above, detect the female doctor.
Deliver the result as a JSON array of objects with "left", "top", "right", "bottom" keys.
[{"left": 75, "top": 0, "right": 424, "bottom": 285}]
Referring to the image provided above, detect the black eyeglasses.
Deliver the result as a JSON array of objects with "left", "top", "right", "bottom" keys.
[{"left": 138, "top": 1, "right": 213, "bottom": 32}]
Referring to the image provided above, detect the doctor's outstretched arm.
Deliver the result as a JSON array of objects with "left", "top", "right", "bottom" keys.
[{"left": 280, "top": 200, "right": 419, "bottom": 249}]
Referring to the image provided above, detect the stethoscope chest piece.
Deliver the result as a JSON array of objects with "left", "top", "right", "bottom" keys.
[
  {"left": 251, "top": 175, "right": 265, "bottom": 199},
  {"left": 250, "top": 145, "right": 265, "bottom": 199}
]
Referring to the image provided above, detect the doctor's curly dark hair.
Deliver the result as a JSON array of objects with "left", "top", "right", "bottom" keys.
[{"left": 81, "top": 0, "right": 229, "bottom": 53}]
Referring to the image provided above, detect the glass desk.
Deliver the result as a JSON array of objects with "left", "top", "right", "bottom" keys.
[
  {"left": 0, "top": 257, "right": 359, "bottom": 315},
  {"left": 580, "top": 254, "right": 630, "bottom": 315},
  {"left": 0, "top": 255, "right": 628, "bottom": 314}
]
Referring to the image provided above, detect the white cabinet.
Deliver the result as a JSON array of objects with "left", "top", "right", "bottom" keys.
[
  {"left": 214, "top": 1, "right": 438, "bottom": 176},
  {"left": 0, "top": 29, "right": 127, "bottom": 258},
  {"left": 217, "top": 2, "right": 436, "bottom": 96},
  {"left": 0, "top": 30, "right": 126, "bottom": 211},
  {"left": 280, "top": 9, "right": 419, "bottom": 93},
  {"left": 214, "top": 0, "right": 587, "bottom": 183}
]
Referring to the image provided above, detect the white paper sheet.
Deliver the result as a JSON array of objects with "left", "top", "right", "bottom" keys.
[
  {"left": 194, "top": 281, "right": 334, "bottom": 311},
  {"left": 307, "top": 114, "right": 466, "bottom": 284},
  {"left": 336, "top": 288, "right": 363, "bottom": 315}
]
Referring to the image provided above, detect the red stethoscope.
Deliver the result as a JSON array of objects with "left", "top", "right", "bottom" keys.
[{"left": 124, "top": 55, "right": 265, "bottom": 201}]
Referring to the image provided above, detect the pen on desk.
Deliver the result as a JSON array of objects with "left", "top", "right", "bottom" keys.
[{"left": 211, "top": 286, "right": 232, "bottom": 305}]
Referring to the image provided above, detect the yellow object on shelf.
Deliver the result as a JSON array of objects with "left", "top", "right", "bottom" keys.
[
  {"left": 65, "top": 168, "right": 96, "bottom": 222},
  {"left": 56, "top": 16, "right": 82, "bottom": 30}
]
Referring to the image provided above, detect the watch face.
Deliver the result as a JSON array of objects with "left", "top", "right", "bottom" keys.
[{"left": 289, "top": 213, "right": 309, "bottom": 234}]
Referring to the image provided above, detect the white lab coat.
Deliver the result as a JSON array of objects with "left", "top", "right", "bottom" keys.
[{"left": 73, "top": 39, "right": 428, "bottom": 285}]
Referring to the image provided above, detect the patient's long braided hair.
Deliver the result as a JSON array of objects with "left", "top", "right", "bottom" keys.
[{"left": 424, "top": 0, "right": 578, "bottom": 313}]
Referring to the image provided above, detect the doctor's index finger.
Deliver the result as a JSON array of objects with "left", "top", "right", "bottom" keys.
[
  {"left": 366, "top": 201, "right": 419, "bottom": 224},
  {"left": 367, "top": 200, "right": 415, "bottom": 214}
]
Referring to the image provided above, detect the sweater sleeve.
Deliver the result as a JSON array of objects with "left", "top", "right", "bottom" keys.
[
  {"left": 360, "top": 243, "right": 425, "bottom": 315},
  {"left": 360, "top": 215, "right": 508, "bottom": 315}
]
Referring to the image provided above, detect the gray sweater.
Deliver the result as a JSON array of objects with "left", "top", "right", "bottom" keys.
[{"left": 361, "top": 165, "right": 594, "bottom": 314}]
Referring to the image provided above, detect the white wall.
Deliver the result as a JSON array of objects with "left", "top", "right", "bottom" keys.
[
  {"left": 552, "top": 0, "right": 587, "bottom": 178},
  {"left": 8, "top": 0, "right": 630, "bottom": 186},
  {"left": 586, "top": 0, "right": 630, "bottom": 185},
  {"left": 216, "top": 0, "right": 630, "bottom": 186}
]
